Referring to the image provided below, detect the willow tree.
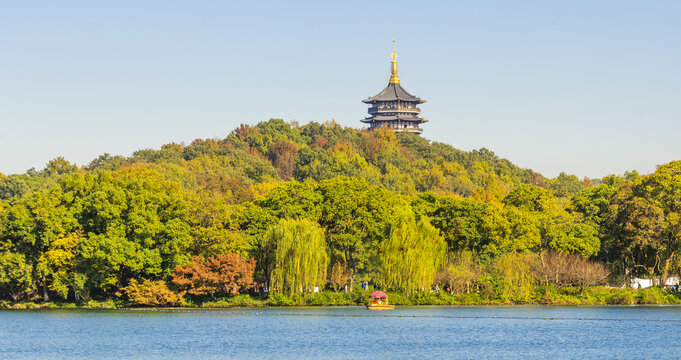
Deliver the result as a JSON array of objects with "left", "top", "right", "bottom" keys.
[
  {"left": 378, "top": 209, "right": 447, "bottom": 293},
  {"left": 265, "top": 218, "right": 328, "bottom": 294}
]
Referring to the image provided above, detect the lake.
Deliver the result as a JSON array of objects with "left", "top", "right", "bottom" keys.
[{"left": 1, "top": 306, "right": 680, "bottom": 359}]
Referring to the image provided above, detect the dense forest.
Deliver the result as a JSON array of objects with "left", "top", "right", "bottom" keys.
[{"left": 1, "top": 119, "right": 680, "bottom": 307}]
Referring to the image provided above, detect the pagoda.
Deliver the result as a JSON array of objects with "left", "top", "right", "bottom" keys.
[{"left": 362, "top": 41, "right": 427, "bottom": 134}]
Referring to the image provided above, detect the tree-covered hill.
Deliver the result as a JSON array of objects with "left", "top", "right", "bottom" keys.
[
  {"left": 138, "top": 120, "right": 553, "bottom": 192},
  {"left": 2, "top": 119, "right": 583, "bottom": 203},
  {"left": 1, "top": 119, "right": 679, "bottom": 306}
]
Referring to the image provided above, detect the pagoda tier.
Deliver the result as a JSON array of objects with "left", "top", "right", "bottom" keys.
[
  {"left": 362, "top": 41, "right": 427, "bottom": 135},
  {"left": 362, "top": 82, "right": 425, "bottom": 103}
]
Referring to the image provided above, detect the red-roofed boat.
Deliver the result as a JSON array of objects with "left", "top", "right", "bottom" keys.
[{"left": 366, "top": 290, "right": 395, "bottom": 310}]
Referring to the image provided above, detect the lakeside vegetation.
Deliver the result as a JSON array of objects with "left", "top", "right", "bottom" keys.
[
  {"left": 2, "top": 119, "right": 681, "bottom": 308},
  {"left": 3, "top": 286, "right": 680, "bottom": 309}
]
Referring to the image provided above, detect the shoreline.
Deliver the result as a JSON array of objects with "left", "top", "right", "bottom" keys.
[
  {"left": 2, "top": 285, "right": 680, "bottom": 310},
  {"left": 3, "top": 303, "right": 681, "bottom": 311}
]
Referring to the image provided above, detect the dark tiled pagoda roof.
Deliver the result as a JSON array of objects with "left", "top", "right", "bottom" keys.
[
  {"left": 361, "top": 114, "right": 429, "bottom": 123},
  {"left": 362, "top": 82, "right": 426, "bottom": 104}
]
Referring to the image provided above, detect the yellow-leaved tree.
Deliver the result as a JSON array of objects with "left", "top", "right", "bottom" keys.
[{"left": 38, "top": 232, "right": 81, "bottom": 299}]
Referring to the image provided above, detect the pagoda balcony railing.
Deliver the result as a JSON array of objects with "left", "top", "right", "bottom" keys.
[
  {"left": 395, "top": 127, "right": 423, "bottom": 134},
  {"left": 368, "top": 106, "right": 421, "bottom": 114},
  {"left": 369, "top": 123, "right": 423, "bottom": 132}
]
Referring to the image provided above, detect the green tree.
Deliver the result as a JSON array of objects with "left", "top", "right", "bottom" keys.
[
  {"left": 549, "top": 172, "right": 583, "bottom": 198},
  {"left": 570, "top": 174, "right": 626, "bottom": 226},
  {"left": 543, "top": 213, "right": 600, "bottom": 257},
  {"left": 504, "top": 184, "right": 599, "bottom": 257},
  {"left": 42, "top": 157, "right": 80, "bottom": 176},
  {"left": 412, "top": 193, "right": 486, "bottom": 253},
  {"left": 504, "top": 206, "right": 541, "bottom": 253},
  {"left": 503, "top": 184, "right": 554, "bottom": 212},
  {"left": 186, "top": 194, "right": 249, "bottom": 258},
  {"left": 318, "top": 177, "right": 405, "bottom": 277},
  {"left": 602, "top": 183, "right": 666, "bottom": 278},
  {"left": 87, "top": 153, "right": 128, "bottom": 171},
  {"left": 0, "top": 176, "right": 30, "bottom": 200},
  {"left": 378, "top": 209, "right": 446, "bottom": 293},
  {"left": 0, "top": 251, "right": 33, "bottom": 300},
  {"left": 380, "top": 163, "right": 416, "bottom": 195},
  {"left": 637, "top": 160, "right": 681, "bottom": 212},
  {"left": 78, "top": 233, "right": 162, "bottom": 293},
  {"left": 265, "top": 218, "right": 328, "bottom": 294},
  {"left": 293, "top": 146, "right": 335, "bottom": 181},
  {"left": 480, "top": 204, "right": 512, "bottom": 257},
  {"left": 60, "top": 167, "right": 192, "bottom": 293}
]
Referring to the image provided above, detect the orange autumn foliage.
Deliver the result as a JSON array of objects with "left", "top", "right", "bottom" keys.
[
  {"left": 171, "top": 254, "right": 256, "bottom": 296},
  {"left": 123, "top": 279, "right": 184, "bottom": 307}
]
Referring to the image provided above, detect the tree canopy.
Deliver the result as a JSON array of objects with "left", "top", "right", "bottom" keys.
[{"left": 0, "top": 118, "right": 678, "bottom": 303}]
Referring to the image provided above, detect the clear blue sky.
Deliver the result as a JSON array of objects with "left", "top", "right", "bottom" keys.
[{"left": 1, "top": 1, "right": 680, "bottom": 178}]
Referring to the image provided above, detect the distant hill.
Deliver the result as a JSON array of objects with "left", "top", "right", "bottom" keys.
[{"left": 2, "top": 119, "right": 591, "bottom": 203}]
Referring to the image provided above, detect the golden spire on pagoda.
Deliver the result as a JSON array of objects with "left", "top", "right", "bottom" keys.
[{"left": 389, "top": 39, "right": 399, "bottom": 83}]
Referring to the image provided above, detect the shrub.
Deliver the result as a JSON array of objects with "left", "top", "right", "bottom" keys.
[
  {"left": 266, "top": 293, "right": 294, "bottom": 306},
  {"left": 353, "top": 290, "right": 368, "bottom": 305},
  {"left": 123, "top": 279, "right": 184, "bottom": 307},
  {"left": 229, "top": 294, "right": 260, "bottom": 307},
  {"left": 85, "top": 299, "right": 118, "bottom": 308},
  {"left": 385, "top": 292, "right": 409, "bottom": 305},
  {"left": 450, "top": 291, "right": 486, "bottom": 305},
  {"left": 306, "top": 291, "right": 355, "bottom": 306},
  {"left": 608, "top": 290, "right": 635, "bottom": 305},
  {"left": 410, "top": 291, "right": 440, "bottom": 305},
  {"left": 636, "top": 287, "right": 679, "bottom": 304},
  {"left": 201, "top": 299, "right": 231, "bottom": 308},
  {"left": 180, "top": 299, "right": 196, "bottom": 307},
  {"left": 201, "top": 295, "right": 265, "bottom": 307},
  {"left": 24, "top": 302, "right": 39, "bottom": 309}
]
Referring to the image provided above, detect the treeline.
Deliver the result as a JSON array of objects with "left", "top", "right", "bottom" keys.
[{"left": 0, "top": 119, "right": 679, "bottom": 305}]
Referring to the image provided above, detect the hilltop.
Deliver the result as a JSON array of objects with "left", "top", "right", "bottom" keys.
[{"left": 2, "top": 119, "right": 580, "bottom": 201}]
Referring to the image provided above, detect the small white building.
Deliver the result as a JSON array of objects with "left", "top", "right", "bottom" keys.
[{"left": 630, "top": 276, "right": 679, "bottom": 290}]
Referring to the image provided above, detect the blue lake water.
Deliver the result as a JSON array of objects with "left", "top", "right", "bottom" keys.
[{"left": 1, "top": 306, "right": 680, "bottom": 359}]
